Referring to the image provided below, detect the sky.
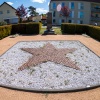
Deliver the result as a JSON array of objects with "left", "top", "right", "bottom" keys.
[{"left": 0, "top": 0, "right": 50, "bottom": 15}]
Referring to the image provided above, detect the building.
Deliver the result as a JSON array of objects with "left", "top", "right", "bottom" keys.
[
  {"left": 0, "top": 2, "right": 18, "bottom": 24},
  {"left": 32, "top": 15, "right": 42, "bottom": 22},
  {"left": 49, "top": 0, "right": 100, "bottom": 25},
  {"left": 28, "top": 14, "right": 47, "bottom": 24},
  {"left": 41, "top": 14, "right": 47, "bottom": 25}
]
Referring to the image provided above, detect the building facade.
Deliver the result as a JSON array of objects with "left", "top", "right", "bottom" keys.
[
  {"left": 49, "top": 0, "right": 100, "bottom": 25},
  {"left": 0, "top": 2, "right": 18, "bottom": 24}
]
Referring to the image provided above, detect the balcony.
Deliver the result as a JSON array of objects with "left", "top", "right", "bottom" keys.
[
  {"left": 91, "top": 8, "right": 100, "bottom": 13},
  {"left": 91, "top": 17, "right": 100, "bottom": 21}
]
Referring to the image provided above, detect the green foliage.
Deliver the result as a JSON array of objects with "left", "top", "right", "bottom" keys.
[
  {"left": 0, "top": 21, "right": 7, "bottom": 26},
  {"left": 11, "top": 22, "right": 41, "bottom": 35},
  {"left": 61, "top": 23, "right": 100, "bottom": 41},
  {"left": 88, "top": 26, "right": 100, "bottom": 41},
  {"left": 28, "top": 6, "right": 39, "bottom": 16},
  {"left": 0, "top": 25, "right": 12, "bottom": 39},
  {"left": 26, "top": 22, "right": 40, "bottom": 34},
  {"left": 61, "top": 23, "right": 76, "bottom": 34},
  {"left": 61, "top": 23, "right": 88, "bottom": 34},
  {"left": 11, "top": 23, "right": 26, "bottom": 34},
  {"left": 0, "top": 22, "right": 41, "bottom": 39},
  {"left": 75, "top": 24, "right": 88, "bottom": 34}
]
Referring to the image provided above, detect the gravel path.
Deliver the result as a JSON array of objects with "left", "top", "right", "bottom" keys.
[{"left": 0, "top": 41, "right": 100, "bottom": 91}]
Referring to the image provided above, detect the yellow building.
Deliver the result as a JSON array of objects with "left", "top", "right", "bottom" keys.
[
  {"left": 0, "top": 2, "right": 18, "bottom": 24},
  {"left": 49, "top": 0, "right": 100, "bottom": 25}
]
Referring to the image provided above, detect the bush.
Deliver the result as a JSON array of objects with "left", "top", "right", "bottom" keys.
[
  {"left": 0, "top": 25, "right": 12, "bottom": 39},
  {"left": 88, "top": 26, "right": 100, "bottom": 41},
  {"left": 61, "top": 23, "right": 100, "bottom": 41},
  {"left": 0, "top": 21, "right": 7, "bottom": 26},
  {"left": 75, "top": 24, "right": 88, "bottom": 34},
  {"left": 0, "top": 22, "right": 41, "bottom": 39},
  {"left": 26, "top": 22, "right": 40, "bottom": 34},
  {"left": 61, "top": 23, "right": 76, "bottom": 34},
  {"left": 11, "top": 22, "right": 41, "bottom": 35},
  {"left": 11, "top": 23, "right": 26, "bottom": 34},
  {"left": 61, "top": 23, "right": 88, "bottom": 34}
]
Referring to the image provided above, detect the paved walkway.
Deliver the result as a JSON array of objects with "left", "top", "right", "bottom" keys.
[{"left": 0, "top": 35, "right": 100, "bottom": 100}]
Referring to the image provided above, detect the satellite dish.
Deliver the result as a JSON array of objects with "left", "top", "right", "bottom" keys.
[{"left": 57, "top": 4, "right": 61, "bottom": 12}]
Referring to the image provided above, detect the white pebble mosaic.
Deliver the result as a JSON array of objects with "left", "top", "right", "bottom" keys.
[{"left": 0, "top": 41, "right": 100, "bottom": 91}]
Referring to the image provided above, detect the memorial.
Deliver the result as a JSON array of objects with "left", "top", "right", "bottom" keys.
[{"left": 43, "top": 12, "right": 56, "bottom": 35}]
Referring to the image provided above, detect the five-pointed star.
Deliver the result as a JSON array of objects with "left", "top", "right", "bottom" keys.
[{"left": 18, "top": 43, "right": 80, "bottom": 71}]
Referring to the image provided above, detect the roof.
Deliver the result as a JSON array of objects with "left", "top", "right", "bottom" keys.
[
  {"left": 50, "top": 0, "right": 100, "bottom": 3},
  {"left": 0, "top": 2, "right": 16, "bottom": 11},
  {"left": 41, "top": 16, "right": 47, "bottom": 20}
]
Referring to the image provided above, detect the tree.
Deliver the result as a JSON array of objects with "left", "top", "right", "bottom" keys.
[
  {"left": 28, "top": 6, "right": 39, "bottom": 16},
  {"left": 41, "top": 14, "right": 46, "bottom": 17},
  {"left": 60, "top": 6, "right": 71, "bottom": 22},
  {"left": 15, "top": 4, "right": 27, "bottom": 23}
]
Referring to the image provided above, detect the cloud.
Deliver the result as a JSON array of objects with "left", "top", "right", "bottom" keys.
[
  {"left": 31, "top": 0, "right": 46, "bottom": 3},
  {"left": 48, "top": 2, "right": 49, "bottom": 6},
  {"left": 36, "top": 8, "right": 48, "bottom": 14},
  {"left": 6, "top": 2, "right": 13, "bottom": 5}
]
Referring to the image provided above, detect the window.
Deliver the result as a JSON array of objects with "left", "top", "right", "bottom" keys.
[
  {"left": 62, "top": 2, "right": 65, "bottom": 7},
  {"left": 53, "top": 3, "right": 56, "bottom": 9},
  {"left": 0, "top": 11, "right": 3, "bottom": 14},
  {"left": 68, "top": 20, "right": 72, "bottom": 23},
  {"left": 78, "top": 3, "right": 84, "bottom": 10},
  {"left": 78, "top": 11, "right": 84, "bottom": 18},
  {"left": 77, "top": 20, "right": 83, "bottom": 24},
  {"left": 80, "top": 20, "right": 83, "bottom": 24},
  {"left": 53, "top": 19, "right": 56, "bottom": 23},
  {"left": 69, "top": 11, "right": 74, "bottom": 18},
  {"left": 95, "top": 14, "right": 99, "bottom": 17},
  {"left": 69, "top": 2, "right": 74, "bottom": 9},
  {"left": 53, "top": 11, "right": 56, "bottom": 17},
  {"left": 62, "top": 19, "right": 65, "bottom": 23},
  {"left": 7, "top": 10, "right": 10, "bottom": 14},
  {"left": 4, "top": 19, "right": 10, "bottom": 24}
]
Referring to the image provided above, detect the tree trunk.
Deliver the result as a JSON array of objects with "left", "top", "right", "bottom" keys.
[{"left": 18, "top": 17, "right": 22, "bottom": 23}]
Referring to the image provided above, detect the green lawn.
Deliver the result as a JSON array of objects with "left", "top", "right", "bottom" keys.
[{"left": 40, "top": 27, "right": 62, "bottom": 35}]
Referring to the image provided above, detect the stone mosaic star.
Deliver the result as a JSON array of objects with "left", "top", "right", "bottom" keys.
[{"left": 18, "top": 43, "right": 80, "bottom": 71}]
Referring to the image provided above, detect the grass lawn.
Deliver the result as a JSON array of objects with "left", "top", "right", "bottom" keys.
[{"left": 39, "top": 27, "right": 62, "bottom": 35}]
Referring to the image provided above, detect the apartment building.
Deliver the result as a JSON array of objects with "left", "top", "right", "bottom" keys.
[
  {"left": 0, "top": 2, "right": 18, "bottom": 24},
  {"left": 49, "top": 0, "right": 100, "bottom": 25}
]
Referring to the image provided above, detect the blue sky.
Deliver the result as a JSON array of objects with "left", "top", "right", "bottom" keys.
[{"left": 0, "top": 0, "right": 50, "bottom": 14}]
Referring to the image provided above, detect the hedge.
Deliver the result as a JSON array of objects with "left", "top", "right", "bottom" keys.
[
  {"left": 61, "top": 23, "right": 100, "bottom": 41},
  {"left": 25, "top": 22, "right": 41, "bottom": 34},
  {"left": 11, "top": 22, "right": 41, "bottom": 35},
  {"left": 11, "top": 23, "right": 26, "bottom": 34},
  {"left": 88, "top": 26, "right": 100, "bottom": 41},
  {"left": 0, "top": 25, "right": 12, "bottom": 39},
  {"left": 0, "top": 22, "right": 41, "bottom": 39},
  {"left": 61, "top": 23, "right": 88, "bottom": 34}
]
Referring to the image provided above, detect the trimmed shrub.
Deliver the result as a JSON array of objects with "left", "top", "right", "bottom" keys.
[
  {"left": 11, "top": 23, "right": 26, "bottom": 34},
  {"left": 26, "top": 22, "right": 41, "bottom": 34},
  {"left": 61, "top": 23, "right": 100, "bottom": 41},
  {"left": 0, "top": 22, "right": 41, "bottom": 39},
  {"left": 88, "top": 26, "right": 100, "bottom": 41},
  {"left": 75, "top": 24, "right": 88, "bottom": 34},
  {"left": 61, "top": 23, "right": 88, "bottom": 34},
  {"left": 61, "top": 23, "right": 76, "bottom": 34},
  {"left": 0, "top": 25, "right": 12, "bottom": 39},
  {"left": 11, "top": 22, "right": 41, "bottom": 35}
]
